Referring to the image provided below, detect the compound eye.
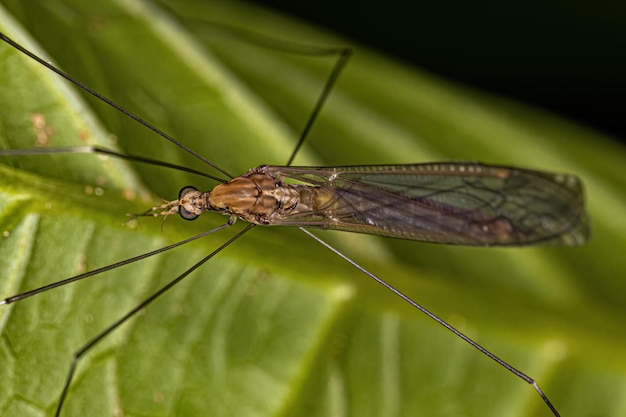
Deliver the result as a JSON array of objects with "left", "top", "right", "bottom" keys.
[
  {"left": 178, "top": 186, "right": 200, "bottom": 221},
  {"left": 179, "top": 186, "right": 199, "bottom": 200},
  {"left": 179, "top": 206, "right": 199, "bottom": 221}
]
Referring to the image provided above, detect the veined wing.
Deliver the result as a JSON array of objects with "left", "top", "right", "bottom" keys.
[{"left": 263, "top": 163, "right": 589, "bottom": 246}]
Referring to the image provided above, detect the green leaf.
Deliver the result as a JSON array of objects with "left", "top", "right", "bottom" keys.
[{"left": 0, "top": 1, "right": 624, "bottom": 417}]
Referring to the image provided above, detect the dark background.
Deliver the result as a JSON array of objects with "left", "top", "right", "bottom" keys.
[{"left": 256, "top": 0, "right": 626, "bottom": 145}]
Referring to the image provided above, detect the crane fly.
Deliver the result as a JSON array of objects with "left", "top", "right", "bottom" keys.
[
  {"left": 0, "top": 5, "right": 589, "bottom": 417},
  {"left": 145, "top": 163, "right": 586, "bottom": 247}
]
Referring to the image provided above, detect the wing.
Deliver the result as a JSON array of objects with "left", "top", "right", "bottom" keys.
[{"left": 262, "top": 163, "right": 589, "bottom": 246}]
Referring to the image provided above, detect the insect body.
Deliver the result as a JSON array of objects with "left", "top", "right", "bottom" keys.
[{"left": 153, "top": 163, "right": 587, "bottom": 246}]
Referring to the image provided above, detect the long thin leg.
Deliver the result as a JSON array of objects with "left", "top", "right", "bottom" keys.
[
  {"left": 299, "top": 227, "right": 561, "bottom": 417},
  {"left": 285, "top": 47, "right": 352, "bottom": 166},
  {"left": 1, "top": 222, "right": 235, "bottom": 306},
  {"left": 0, "top": 146, "right": 226, "bottom": 182},
  {"left": 0, "top": 32, "right": 233, "bottom": 179},
  {"left": 54, "top": 223, "right": 255, "bottom": 416},
  {"left": 174, "top": 19, "right": 353, "bottom": 167}
]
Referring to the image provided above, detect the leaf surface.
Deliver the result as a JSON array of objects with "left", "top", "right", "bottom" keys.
[{"left": 0, "top": 1, "right": 625, "bottom": 417}]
